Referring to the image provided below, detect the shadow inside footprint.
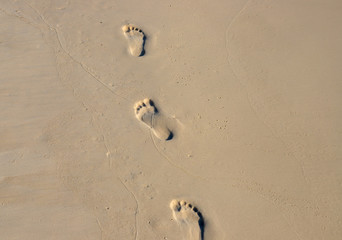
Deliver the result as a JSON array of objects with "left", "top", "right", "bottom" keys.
[
  {"left": 197, "top": 211, "right": 205, "bottom": 239},
  {"left": 165, "top": 131, "right": 173, "bottom": 141},
  {"left": 140, "top": 35, "right": 146, "bottom": 56}
]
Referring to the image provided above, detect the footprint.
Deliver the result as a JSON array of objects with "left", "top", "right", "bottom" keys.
[
  {"left": 134, "top": 98, "right": 173, "bottom": 141},
  {"left": 122, "top": 24, "right": 145, "bottom": 57},
  {"left": 170, "top": 199, "right": 205, "bottom": 240}
]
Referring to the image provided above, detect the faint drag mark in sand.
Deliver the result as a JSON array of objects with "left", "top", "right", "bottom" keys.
[
  {"left": 122, "top": 24, "right": 146, "bottom": 57},
  {"left": 223, "top": 0, "right": 309, "bottom": 187},
  {"left": 170, "top": 199, "right": 205, "bottom": 240},
  {"left": 223, "top": 3, "right": 313, "bottom": 231},
  {"left": 118, "top": 177, "right": 139, "bottom": 240},
  {"left": 21, "top": 0, "right": 129, "bottom": 102}
]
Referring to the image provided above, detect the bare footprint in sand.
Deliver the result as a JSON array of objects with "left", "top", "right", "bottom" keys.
[
  {"left": 134, "top": 98, "right": 173, "bottom": 141},
  {"left": 170, "top": 199, "right": 205, "bottom": 240},
  {"left": 122, "top": 24, "right": 145, "bottom": 57}
]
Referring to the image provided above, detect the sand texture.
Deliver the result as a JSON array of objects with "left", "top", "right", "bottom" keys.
[{"left": 1, "top": 0, "right": 342, "bottom": 239}]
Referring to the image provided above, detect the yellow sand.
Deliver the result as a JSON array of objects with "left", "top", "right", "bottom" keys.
[{"left": 1, "top": 0, "right": 341, "bottom": 239}]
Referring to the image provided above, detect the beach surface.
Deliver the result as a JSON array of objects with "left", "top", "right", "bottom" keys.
[{"left": 1, "top": 0, "right": 342, "bottom": 239}]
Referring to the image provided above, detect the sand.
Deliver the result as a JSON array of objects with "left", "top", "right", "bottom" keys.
[{"left": 1, "top": 0, "right": 342, "bottom": 239}]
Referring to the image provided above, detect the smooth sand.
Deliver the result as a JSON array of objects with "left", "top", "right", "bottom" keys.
[{"left": 1, "top": 0, "right": 342, "bottom": 239}]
